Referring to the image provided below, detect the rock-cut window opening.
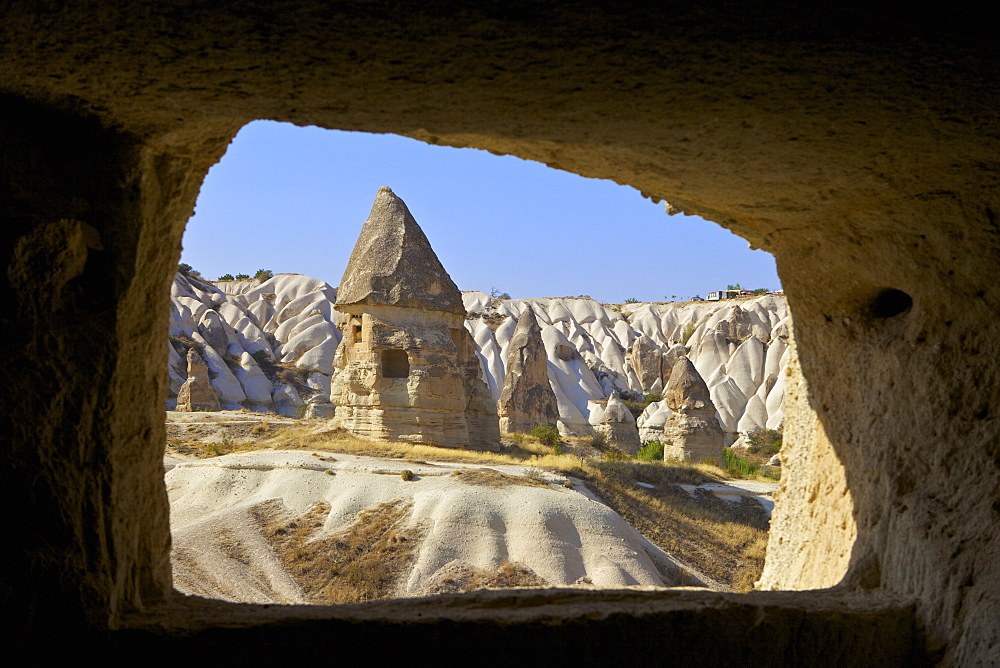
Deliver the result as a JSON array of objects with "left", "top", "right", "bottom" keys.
[{"left": 381, "top": 349, "right": 410, "bottom": 378}]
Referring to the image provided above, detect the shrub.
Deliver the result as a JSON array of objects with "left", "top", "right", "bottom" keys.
[
  {"left": 635, "top": 440, "right": 664, "bottom": 461},
  {"left": 524, "top": 468, "right": 546, "bottom": 483},
  {"left": 724, "top": 448, "right": 760, "bottom": 479},
  {"left": 222, "top": 353, "right": 241, "bottom": 372},
  {"left": 400, "top": 470, "right": 414, "bottom": 482},
  {"left": 507, "top": 432, "right": 526, "bottom": 446},
  {"left": 529, "top": 423, "right": 561, "bottom": 447},
  {"left": 624, "top": 297, "right": 640, "bottom": 304},
  {"left": 644, "top": 392, "right": 661, "bottom": 404},
  {"left": 746, "top": 428, "right": 782, "bottom": 456},
  {"left": 254, "top": 268, "right": 273, "bottom": 281},
  {"left": 603, "top": 447, "right": 629, "bottom": 461},
  {"left": 680, "top": 322, "right": 696, "bottom": 345},
  {"left": 235, "top": 273, "right": 250, "bottom": 280},
  {"left": 529, "top": 423, "right": 565, "bottom": 454},
  {"left": 217, "top": 273, "right": 235, "bottom": 281},
  {"left": 178, "top": 263, "right": 203, "bottom": 279}
]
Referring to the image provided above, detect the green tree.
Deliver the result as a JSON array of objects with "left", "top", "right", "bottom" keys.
[
  {"left": 217, "top": 273, "right": 235, "bottom": 281},
  {"left": 254, "top": 268, "right": 273, "bottom": 281},
  {"left": 177, "top": 263, "right": 202, "bottom": 279}
]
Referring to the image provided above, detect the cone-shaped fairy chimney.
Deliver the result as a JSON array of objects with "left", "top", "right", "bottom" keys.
[
  {"left": 660, "top": 356, "right": 724, "bottom": 464},
  {"left": 497, "top": 306, "right": 560, "bottom": 434},
  {"left": 330, "top": 187, "right": 500, "bottom": 450}
]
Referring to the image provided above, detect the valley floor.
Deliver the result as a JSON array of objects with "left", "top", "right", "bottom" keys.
[{"left": 165, "top": 413, "right": 774, "bottom": 602}]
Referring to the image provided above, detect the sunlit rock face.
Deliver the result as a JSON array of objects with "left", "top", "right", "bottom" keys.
[
  {"left": 168, "top": 271, "right": 342, "bottom": 415},
  {"left": 497, "top": 307, "right": 560, "bottom": 434},
  {"left": 589, "top": 394, "right": 642, "bottom": 455},
  {"left": 2, "top": 4, "right": 996, "bottom": 662},
  {"left": 659, "top": 357, "right": 724, "bottom": 465},
  {"left": 168, "top": 279, "right": 791, "bottom": 444},
  {"left": 465, "top": 293, "right": 790, "bottom": 441},
  {"left": 175, "top": 348, "right": 220, "bottom": 412},
  {"left": 330, "top": 188, "right": 499, "bottom": 450}
]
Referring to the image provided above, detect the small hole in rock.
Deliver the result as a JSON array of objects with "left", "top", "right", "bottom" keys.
[{"left": 870, "top": 289, "right": 912, "bottom": 319}]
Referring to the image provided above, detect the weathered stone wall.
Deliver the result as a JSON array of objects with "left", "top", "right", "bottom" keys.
[
  {"left": 331, "top": 305, "right": 498, "bottom": 449},
  {"left": 0, "top": 2, "right": 996, "bottom": 663}
]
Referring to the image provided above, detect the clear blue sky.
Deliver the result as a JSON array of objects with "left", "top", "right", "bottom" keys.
[{"left": 181, "top": 120, "right": 780, "bottom": 303}]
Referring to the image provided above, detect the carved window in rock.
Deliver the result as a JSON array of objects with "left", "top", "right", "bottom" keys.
[
  {"left": 381, "top": 349, "right": 410, "bottom": 378},
  {"left": 352, "top": 320, "right": 363, "bottom": 343}
]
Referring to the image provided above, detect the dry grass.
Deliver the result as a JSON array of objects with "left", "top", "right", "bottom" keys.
[
  {"left": 260, "top": 425, "right": 768, "bottom": 590},
  {"left": 253, "top": 499, "right": 422, "bottom": 604},
  {"left": 423, "top": 560, "right": 548, "bottom": 595},
  {"left": 449, "top": 467, "right": 551, "bottom": 489},
  {"left": 570, "top": 461, "right": 769, "bottom": 592},
  {"left": 171, "top": 420, "right": 771, "bottom": 592},
  {"left": 252, "top": 423, "right": 590, "bottom": 469}
]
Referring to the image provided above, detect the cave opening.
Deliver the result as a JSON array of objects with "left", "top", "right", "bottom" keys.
[{"left": 165, "top": 119, "right": 812, "bottom": 605}]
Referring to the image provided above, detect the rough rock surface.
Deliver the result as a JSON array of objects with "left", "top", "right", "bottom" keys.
[
  {"left": 168, "top": 451, "right": 694, "bottom": 602},
  {"left": 590, "top": 395, "right": 642, "bottom": 455},
  {"left": 175, "top": 348, "right": 220, "bottom": 412},
  {"left": 168, "top": 272, "right": 342, "bottom": 415},
  {"left": 336, "top": 187, "right": 465, "bottom": 315},
  {"left": 497, "top": 308, "right": 560, "bottom": 434},
  {"left": 628, "top": 334, "right": 663, "bottom": 393},
  {"left": 3, "top": 6, "right": 994, "bottom": 663},
  {"left": 466, "top": 293, "right": 790, "bottom": 440},
  {"left": 168, "top": 275, "right": 790, "bottom": 443},
  {"left": 330, "top": 188, "right": 499, "bottom": 450},
  {"left": 660, "top": 357, "right": 724, "bottom": 465}
]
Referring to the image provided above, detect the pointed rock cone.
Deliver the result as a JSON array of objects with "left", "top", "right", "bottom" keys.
[
  {"left": 664, "top": 356, "right": 714, "bottom": 413},
  {"left": 176, "top": 348, "right": 220, "bottom": 412},
  {"left": 498, "top": 307, "right": 560, "bottom": 434},
  {"left": 661, "top": 356, "right": 724, "bottom": 465},
  {"left": 593, "top": 394, "right": 642, "bottom": 455},
  {"left": 330, "top": 187, "right": 499, "bottom": 451},
  {"left": 336, "top": 186, "right": 464, "bottom": 314}
]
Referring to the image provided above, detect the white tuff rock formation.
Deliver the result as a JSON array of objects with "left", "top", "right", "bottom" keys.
[
  {"left": 167, "top": 272, "right": 789, "bottom": 448},
  {"left": 497, "top": 307, "right": 561, "bottom": 434},
  {"left": 659, "top": 357, "right": 724, "bottom": 464}
]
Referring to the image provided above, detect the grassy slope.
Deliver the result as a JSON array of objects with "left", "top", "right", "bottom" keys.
[{"left": 167, "top": 419, "right": 772, "bottom": 593}]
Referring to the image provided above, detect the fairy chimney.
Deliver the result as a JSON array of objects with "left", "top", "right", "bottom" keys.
[
  {"left": 592, "top": 394, "right": 643, "bottom": 455},
  {"left": 497, "top": 307, "right": 560, "bottom": 434},
  {"left": 176, "top": 348, "right": 220, "bottom": 412},
  {"left": 660, "top": 356, "right": 724, "bottom": 464},
  {"left": 330, "top": 187, "right": 500, "bottom": 450}
]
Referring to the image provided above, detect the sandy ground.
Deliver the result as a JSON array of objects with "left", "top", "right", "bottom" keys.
[{"left": 167, "top": 449, "right": 705, "bottom": 604}]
